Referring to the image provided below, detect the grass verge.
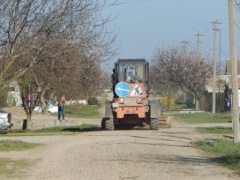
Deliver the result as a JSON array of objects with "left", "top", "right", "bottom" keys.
[
  {"left": 197, "top": 127, "right": 233, "bottom": 134},
  {"left": 0, "top": 158, "right": 30, "bottom": 178},
  {"left": 194, "top": 139, "right": 240, "bottom": 172},
  {"left": 34, "top": 123, "right": 97, "bottom": 133},
  {"left": 0, "top": 140, "right": 41, "bottom": 151},
  {"left": 172, "top": 112, "right": 238, "bottom": 171},
  {"left": 0, "top": 140, "right": 41, "bottom": 178},
  {"left": 65, "top": 105, "right": 100, "bottom": 118},
  {"left": 182, "top": 113, "right": 237, "bottom": 171},
  {"left": 173, "top": 113, "right": 231, "bottom": 124},
  {"left": 1, "top": 124, "right": 98, "bottom": 136}
]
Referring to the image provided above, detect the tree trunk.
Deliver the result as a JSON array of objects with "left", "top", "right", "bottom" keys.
[
  {"left": 26, "top": 112, "right": 32, "bottom": 130},
  {"left": 196, "top": 99, "right": 199, "bottom": 111},
  {"left": 22, "top": 107, "right": 32, "bottom": 130}
]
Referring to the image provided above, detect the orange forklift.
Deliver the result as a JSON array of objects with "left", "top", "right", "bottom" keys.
[{"left": 102, "top": 58, "right": 163, "bottom": 130}]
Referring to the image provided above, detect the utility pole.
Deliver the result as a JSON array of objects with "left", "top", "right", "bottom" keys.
[
  {"left": 180, "top": 39, "right": 188, "bottom": 54},
  {"left": 195, "top": 31, "right": 204, "bottom": 55},
  {"left": 180, "top": 39, "right": 188, "bottom": 103},
  {"left": 219, "top": 29, "right": 222, "bottom": 73},
  {"left": 228, "top": 0, "right": 240, "bottom": 143},
  {"left": 211, "top": 19, "right": 221, "bottom": 114},
  {"left": 194, "top": 32, "right": 204, "bottom": 111}
]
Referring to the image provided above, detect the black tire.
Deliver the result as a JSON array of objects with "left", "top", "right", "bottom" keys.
[
  {"left": 101, "top": 118, "right": 107, "bottom": 130},
  {"left": 105, "top": 118, "right": 114, "bottom": 131},
  {"left": 150, "top": 118, "right": 159, "bottom": 130},
  {"left": 145, "top": 111, "right": 151, "bottom": 123}
]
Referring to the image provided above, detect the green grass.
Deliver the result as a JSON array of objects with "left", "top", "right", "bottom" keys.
[
  {"left": 197, "top": 127, "right": 233, "bottom": 134},
  {"left": 194, "top": 139, "right": 240, "bottom": 171},
  {"left": 65, "top": 105, "right": 100, "bottom": 118},
  {"left": 173, "top": 113, "right": 233, "bottom": 135},
  {"left": 0, "top": 140, "right": 41, "bottom": 151},
  {"left": 173, "top": 113, "right": 231, "bottom": 124},
  {"left": 34, "top": 123, "right": 97, "bottom": 133},
  {"left": 0, "top": 158, "right": 30, "bottom": 178},
  {"left": 176, "top": 112, "right": 239, "bottom": 171},
  {"left": 0, "top": 140, "right": 39, "bottom": 178},
  {"left": 1, "top": 123, "right": 98, "bottom": 136}
]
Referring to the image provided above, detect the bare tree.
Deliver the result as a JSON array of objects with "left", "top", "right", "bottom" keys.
[
  {"left": 0, "top": 0, "right": 66, "bottom": 90},
  {"left": 0, "top": 0, "right": 117, "bottom": 129},
  {"left": 150, "top": 47, "right": 212, "bottom": 110},
  {"left": 0, "top": 0, "right": 116, "bottom": 89}
]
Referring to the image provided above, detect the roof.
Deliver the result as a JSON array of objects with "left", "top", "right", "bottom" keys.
[{"left": 117, "top": 58, "right": 147, "bottom": 64}]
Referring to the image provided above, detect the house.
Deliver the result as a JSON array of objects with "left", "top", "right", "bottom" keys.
[
  {"left": 203, "top": 58, "right": 240, "bottom": 111},
  {"left": 7, "top": 81, "right": 22, "bottom": 106}
]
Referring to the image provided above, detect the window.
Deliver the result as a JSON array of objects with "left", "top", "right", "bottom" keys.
[{"left": 118, "top": 62, "right": 144, "bottom": 82}]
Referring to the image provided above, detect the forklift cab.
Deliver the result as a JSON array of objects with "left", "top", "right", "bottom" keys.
[{"left": 112, "top": 59, "right": 149, "bottom": 97}]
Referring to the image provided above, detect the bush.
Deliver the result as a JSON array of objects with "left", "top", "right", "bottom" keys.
[
  {"left": 88, "top": 97, "right": 98, "bottom": 105},
  {"left": 160, "top": 96, "right": 175, "bottom": 109}
]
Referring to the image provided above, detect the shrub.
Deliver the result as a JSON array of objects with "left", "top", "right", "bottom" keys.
[
  {"left": 161, "top": 96, "right": 175, "bottom": 109},
  {"left": 88, "top": 97, "right": 98, "bottom": 105}
]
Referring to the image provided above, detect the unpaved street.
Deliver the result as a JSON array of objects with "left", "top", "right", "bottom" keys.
[{"left": 0, "top": 116, "right": 239, "bottom": 180}]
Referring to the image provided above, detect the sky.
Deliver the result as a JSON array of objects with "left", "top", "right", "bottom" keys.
[{"left": 103, "top": 0, "right": 239, "bottom": 69}]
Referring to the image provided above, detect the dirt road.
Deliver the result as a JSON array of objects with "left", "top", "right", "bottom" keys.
[{"left": 0, "top": 114, "right": 239, "bottom": 180}]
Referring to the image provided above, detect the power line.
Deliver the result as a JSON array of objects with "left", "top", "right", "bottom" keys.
[{"left": 113, "top": 0, "right": 158, "bottom": 6}]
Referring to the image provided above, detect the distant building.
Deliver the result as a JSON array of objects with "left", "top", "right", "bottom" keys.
[
  {"left": 203, "top": 58, "right": 240, "bottom": 111},
  {"left": 205, "top": 75, "right": 231, "bottom": 93},
  {"left": 7, "top": 81, "right": 22, "bottom": 106}
]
